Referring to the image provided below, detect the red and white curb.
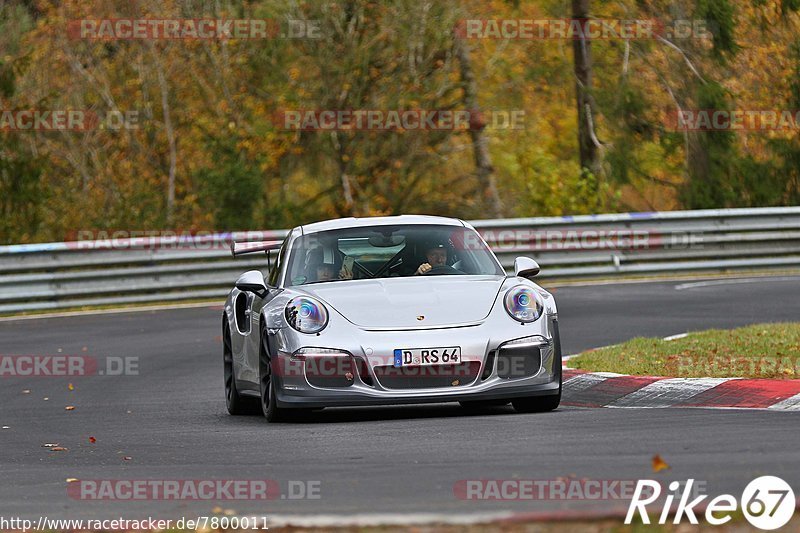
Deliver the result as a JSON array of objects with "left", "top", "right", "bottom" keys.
[{"left": 562, "top": 368, "right": 800, "bottom": 411}]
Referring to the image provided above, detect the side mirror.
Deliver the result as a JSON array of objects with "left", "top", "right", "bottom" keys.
[
  {"left": 235, "top": 270, "right": 268, "bottom": 295},
  {"left": 514, "top": 257, "right": 540, "bottom": 279}
]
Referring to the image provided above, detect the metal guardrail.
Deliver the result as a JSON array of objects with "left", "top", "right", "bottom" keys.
[{"left": 1, "top": 207, "right": 799, "bottom": 313}]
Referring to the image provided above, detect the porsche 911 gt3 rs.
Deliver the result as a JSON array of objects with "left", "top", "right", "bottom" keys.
[{"left": 223, "top": 215, "right": 561, "bottom": 422}]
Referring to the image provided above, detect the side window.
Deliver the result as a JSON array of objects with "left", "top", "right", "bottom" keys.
[{"left": 267, "top": 237, "right": 289, "bottom": 287}]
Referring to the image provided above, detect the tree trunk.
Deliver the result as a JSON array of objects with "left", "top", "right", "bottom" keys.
[
  {"left": 455, "top": 36, "right": 503, "bottom": 218},
  {"left": 152, "top": 48, "right": 177, "bottom": 225},
  {"left": 571, "top": 0, "right": 602, "bottom": 180}
]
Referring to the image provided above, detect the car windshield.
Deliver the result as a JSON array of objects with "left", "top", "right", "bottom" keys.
[{"left": 285, "top": 224, "right": 504, "bottom": 286}]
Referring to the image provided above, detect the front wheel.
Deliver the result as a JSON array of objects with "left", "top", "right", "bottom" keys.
[
  {"left": 260, "top": 374, "right": 286, "bottom": 422},
  {"left": 514, "top": 318, "right": 563, "bottom": 413},
  {"left": 512, "top": 389, "right": 561, "bottom": 413},
  {"left": 224, "top": 321, "right": 259, "bottom": 415},
  {"left": 259, "top": 324, "right": 289, "bottom": 423},
  {"left": 459, "top": 399, "right": 510, "bottom": 411}
]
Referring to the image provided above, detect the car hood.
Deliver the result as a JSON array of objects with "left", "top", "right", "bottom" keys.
[{"left": 300, "top": 275, "right": 506, "bottom": 329}]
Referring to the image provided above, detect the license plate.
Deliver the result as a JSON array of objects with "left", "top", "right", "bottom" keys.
[{"left": 393, "top": 347, "right": 461, "bottom": 367}]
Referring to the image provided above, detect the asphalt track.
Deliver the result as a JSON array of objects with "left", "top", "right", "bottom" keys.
[{"left": 1, "top": 275, "right": 799, "bottom": 521}]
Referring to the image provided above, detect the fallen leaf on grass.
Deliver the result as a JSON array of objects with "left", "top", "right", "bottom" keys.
[
  {"left": 652, "top": 454, "right": 670, "bottom": 472},
  {"left": 65, "top": 406, "right": 75, "bottom": 411}
]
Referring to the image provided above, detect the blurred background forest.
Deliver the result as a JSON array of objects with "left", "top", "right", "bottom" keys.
[{"left": 1, "top": 0, "right": 800, "bottom": 244}]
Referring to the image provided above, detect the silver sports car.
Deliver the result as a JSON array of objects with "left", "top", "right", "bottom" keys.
[{"left": 223, "top": 215, "right": 562, "bottom": 422}]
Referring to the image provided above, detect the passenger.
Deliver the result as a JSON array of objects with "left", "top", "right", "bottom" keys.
[{"left": 316, "top": 263, "right": 338, "bottom": 282}]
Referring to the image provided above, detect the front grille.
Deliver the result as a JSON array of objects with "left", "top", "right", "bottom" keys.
[
  {"left": 374, "top": 362, "right": 481, "bottom": 390},
  {"left": 497, "top": 344, "right": 542, "bottom": 379}
]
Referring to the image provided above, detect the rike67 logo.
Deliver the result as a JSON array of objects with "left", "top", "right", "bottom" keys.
[{"left": 626, "top": 476, "right": 795, "bottom": 530}]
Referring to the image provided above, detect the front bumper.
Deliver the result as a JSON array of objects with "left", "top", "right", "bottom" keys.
[{"left": 270, "top": 315, "right": 562, "bottom": 409}]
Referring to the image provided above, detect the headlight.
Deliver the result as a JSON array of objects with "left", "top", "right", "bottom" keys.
[
  {"left": 285, "top": 297, "right": 329, "bottom": 334},
  {"left": 504, "top": 285, "right": 543, "bottom": 323}
]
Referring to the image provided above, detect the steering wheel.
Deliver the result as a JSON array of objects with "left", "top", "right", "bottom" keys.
[{"left": 424, "top": 264, "right": 460, "bottom": 276}]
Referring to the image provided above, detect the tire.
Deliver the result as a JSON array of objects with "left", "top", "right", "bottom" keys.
[
  {"left": 511, "top": 390, "right": 561, "bottom": 413},
  {"left": 459, "top": 399, "right": 510, "bottom": 411},
  {"left": 512, "top": 317, "right": 563, "bottom": 413},
  {"left": 259, "top": 322, "right": 289, "bottom": 423},
  {"left": 223, "top": 320, "right": 259, "bottom": 415}
]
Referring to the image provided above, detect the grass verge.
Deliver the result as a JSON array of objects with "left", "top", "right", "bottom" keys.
[{"left": 569, "top": 322, "right": 800, "bottom": 379}]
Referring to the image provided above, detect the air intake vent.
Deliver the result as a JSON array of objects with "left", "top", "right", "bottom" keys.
[{"left": 497, "top": 344, "right": 541, "bottom": 379}]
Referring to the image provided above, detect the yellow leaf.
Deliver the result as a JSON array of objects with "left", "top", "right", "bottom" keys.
[{"left": 652, "top": 454, "right": 670, "bottom": 472}]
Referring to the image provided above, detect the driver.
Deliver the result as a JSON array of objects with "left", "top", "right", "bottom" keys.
[{"left": 415, "top": 242, "right": 448, "bottom": 275}]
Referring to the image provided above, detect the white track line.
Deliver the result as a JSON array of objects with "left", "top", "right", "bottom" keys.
[
  {"left": 0, "top": 300, "right": 222, "bottom": 322},
  {"left": 675, "top": 276, "right": 800, "bottom": 291},
  {"left": 260, "top": 512, "right": 514, "bottom": 528},
  {"left": 768, "top": 392, "right": 800, "bottom": 411},
  {"left": 607, "top": 377, "right": 731, "bottom": 408},
  {"left": 591, "top": 371, "right": 628, "bottom": 378},
  {"left": 563, "top": 373, "right": 608, "bottom": 393},
  {"left": 550, "top": 271, "right": 800, "bottom": 289}
]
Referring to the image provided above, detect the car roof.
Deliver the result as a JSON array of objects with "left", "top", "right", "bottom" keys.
[{"left": 299, "top": 215, "right": 465, "bottom": 234}]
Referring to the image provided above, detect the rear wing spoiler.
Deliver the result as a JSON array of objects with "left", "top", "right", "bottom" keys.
[{"left": 230, "top": 240, "right": 283, "bottom": 257}]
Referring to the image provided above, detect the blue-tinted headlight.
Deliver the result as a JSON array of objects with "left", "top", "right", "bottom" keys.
[
  {"left": 504, "top": 285, "right": 543, "bottom": 322},
  {"left": 285, "top": 297, "right": 329, "bottom": 334}
]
